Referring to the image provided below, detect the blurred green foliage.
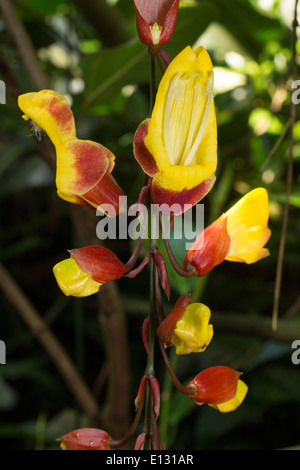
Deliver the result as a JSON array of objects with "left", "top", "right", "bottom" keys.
[{"left": 0, "top": 0, "right": 299, "bottom": 451}]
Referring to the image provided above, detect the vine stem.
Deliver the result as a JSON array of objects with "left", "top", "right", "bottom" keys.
[
  {"left": 158, "top": 337, "right": 195, "bottom": 397},
  {"left": 160, "top": 214, "right": 197, "bottom": 278},
  {"left": 108, "top": 398, "right": 145, "bottom": 449},
  {"left": 142, "top": 52, "right": 161, "bottom": 450},
  {"left": 272, "top": 0, "right": 298, "bottom": 331}
]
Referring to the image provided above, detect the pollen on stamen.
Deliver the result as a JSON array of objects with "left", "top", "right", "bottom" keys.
[{"left": 29, "top": 119, "right": 44, "bottom": 142}]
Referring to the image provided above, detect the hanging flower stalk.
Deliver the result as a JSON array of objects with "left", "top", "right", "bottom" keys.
[{"left": 17, "top": 0, "right": 272, "bottom": 451}]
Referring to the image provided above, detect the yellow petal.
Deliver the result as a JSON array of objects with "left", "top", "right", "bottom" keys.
[
  {"left": 209, "top": 380, "right": 248, "bottom": 413},
  {"left": 171, "top": 303, "right": 213, "bottom": 355},
  {"left": 145, "top": 46, "right": 217, "bottom": 191},
  {"left": 18, "top": 90, "right": 76, "bottom": 147},
  {"left": 222, "top": 188, "right": 271, "bottom": 263},
  {"left": 53, "top": 258, "right": 101, "bottom": 297}
]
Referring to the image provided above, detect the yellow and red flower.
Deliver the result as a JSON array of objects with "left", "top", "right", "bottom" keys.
[
  {"left": 133, "top": 0, "right": 179, "bottom": 47},
  {"left": 157, "top": 295, "right": 213, "bottom": 355},
  {"left": 18, "top": 90, "right": 124, "bottom": 215},
  {"left": 134, "top": 46, "right": 217, "bottom": 215},
  {"left": 187, "top": 366, "right": 248, "bottom": 412},
  {"left": 59, "top": 428, "right": 112, "bottom": 450},
  {"left": 184, "top": 187, "right": 271, "bottom": 276},
  {"left": 53, "top": 246, "right": 125, "bottom": 297}
]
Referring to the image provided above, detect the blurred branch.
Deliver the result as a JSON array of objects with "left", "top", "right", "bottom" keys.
[
  {"left": 0, "top": 0, "right": 48, "bottom": 90},
  {"left": 272, "top": 0, "right": 299, "bottom": 331},
  {"left": 259, "top": 118, "right": 291, "bottom": 173},
  {"left": 0, "top": 262, "right": 100, "bottom": 421},
  {"left": 71, "top": 0, "right": 132, "bottom": 47}
]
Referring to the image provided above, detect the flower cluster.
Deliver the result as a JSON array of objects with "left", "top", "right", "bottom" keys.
[{"left": 18, "top": 0, "right": 271, "bottom": 451}]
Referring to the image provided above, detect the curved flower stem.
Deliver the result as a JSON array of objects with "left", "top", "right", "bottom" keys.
[
  {"left": 108, "top": 397, "right": 145, "bottom": 449},
  {"left": 124, "top": 182, "right": 150, "bottom": 273},
  {"left": 124, "top": 251, "right": 150, "bottom": 278},
  {"left": 158, "top": 337, "right": 195, "bottom": 397},
  {"left": 159, "top": 213, "right": 197, "bottom": 278},
  {"left": 162, "top": 232, "right": 197, "bottom": 278}
]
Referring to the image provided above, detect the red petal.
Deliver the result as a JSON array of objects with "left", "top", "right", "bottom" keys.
[
  {"left": 157, "top": 295, "right": 193, "bottom": 347},
  {"left": 134, "top": 375, "right": 146, "bottom": 410},
  {"left": 134, "top": 433, "right": 146, "bottom": 450},
  {"left": 70, "top": 246, "right": 125, "bottom": 284},
  {"left": 184, "top": 217, "right": 230, "bottom": 276},
  {"left": 154, "top": 251, "right": 170, "bottom": 298},
  {"left": 66, "top": 140, "right": 110, "bottom": 194},
  {"left": 188, "top": 366, "right": 241, "bottom": 405},
  {"left": 59, "top": 428, "right": 111, "bottom": 450},
  {"left": 159, "top": 0, "right": 180, "bottom": 44},
  {"left": 133, "top": 119, "right": 159, "bottom": 177},
  {"left": 151, "top": 175, "right": 216, "bottom": 215},
  {"left": 142, "top": 316, "right": 150, "bottom": 355},
  {"left": 150, "top": 377, "right": 160, "bottom": 420},
  {"left": 82, "top": 171, "right": 125, "bottom": 215},
  {"left": 133, "top": 0, "right": 179, "bottom": 44}
]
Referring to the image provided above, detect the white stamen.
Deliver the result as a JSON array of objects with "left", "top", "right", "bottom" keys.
[
  {"left": 182, "top": 74, "right": 214, "bottom": 167},
  {"left": 29, "top": 119, "right": 44, "bottom": 142},
  {"left": 164, "top": 73, "right": 183, "bottom": 165}
]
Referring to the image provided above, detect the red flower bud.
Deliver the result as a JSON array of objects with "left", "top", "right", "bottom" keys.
[
  {"left": 134, "top": 433, "right": 146, "bottom": 450},
  {"left": 70, "top": 246, "right": 125, "bottom": 285},
  {"left": 134, "top": 375, "right": 146, "bottom": 410},
  {"left": 157, "top": 295, "right": 193, "bottom": 347},
  {"left": 154, "top": 251, "right": 170, "bottom": 298},
  {"left": 59, "top": 428, "right": 111, "bottom": 450},
  {"left": 150, "top": 377, "right": 160, "bottom": 420},
  {"left": 187, "top": 366, "right": 241, "bottom": 405},
  {"left": 184, "top": 217, "right": 230, "bottom": 277},
  {"left": 133, "top": 0, "right": 179, "bottom": 47}
]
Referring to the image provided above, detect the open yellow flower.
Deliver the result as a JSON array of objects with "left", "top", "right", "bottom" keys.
[
  {"left": 171, "top": 303, "right": 213, "bottom": 355},
  {"left": 221, "top": 187, "right": 271, "bottom": 263},
  {"left": 157, "top": 295, "right": 213, "bottom": 355},
  {"left": 134, "top": 46, "right": 217, "bottom": 214},
  {"left": 18, "top": 90, "right": 124, "bottom": 215},
  {"left": 184, "top": 187, "right": 271, "bottom": 275}
]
